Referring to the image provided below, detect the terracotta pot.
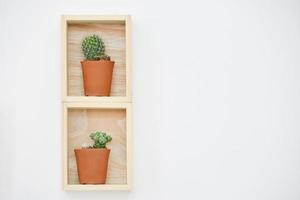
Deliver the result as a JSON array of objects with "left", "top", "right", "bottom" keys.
[
  {"left": 81, "top": 60, "right": 114, "bottom": 96},
  {"left": 74, "top": 148, "right": 110, "bottom": 184}
]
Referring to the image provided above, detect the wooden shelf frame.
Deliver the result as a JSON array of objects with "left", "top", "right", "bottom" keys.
[
  {"left": 61, "top": 15, "right": 132, "bottom": 103},
  {"left": 61, "top": 15, "right": 132, "bottom": 191},
  {"left": 65, "top": 184, "right": 130, "bottom": 191},
  {"left": 62, "top": 102, "right": 132, "bottom": 190}
]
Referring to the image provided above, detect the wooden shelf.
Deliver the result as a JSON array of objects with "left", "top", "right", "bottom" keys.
[
  {"left": 65, "top": 184, "right": 130, "bottom": 191},
  {"left": 63, "top": 96, "right": 129, "bottom": 103},
  {"left": 61, "top": 15, "right": 132, "bottom": 191},
  {"left": 61, "top": 15, "right": 131, "bottom": 102},
  {"left": 62, "top": 102, "right": 132, "bottom": 190}
]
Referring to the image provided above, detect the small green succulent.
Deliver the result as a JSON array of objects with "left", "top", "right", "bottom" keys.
[
  {"left": 89, "top": 131, "right": 112, "bottom": 148},
  {"left": 81, "top": 35, "right": 111, "bottom": 61},
  {"left": 98, "top": 54, "right": 111, "bottom": 61}
]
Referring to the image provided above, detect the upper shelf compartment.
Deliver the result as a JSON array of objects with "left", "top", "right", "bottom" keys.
[{"left": 61, "top": 15, "right": 131, "bottom": 103}]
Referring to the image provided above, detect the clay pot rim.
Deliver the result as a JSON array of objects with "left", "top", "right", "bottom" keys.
[
  {"left": 81, "top": 60, "right": 115, "bottom": 64},
  {"left": 75, "top": 148, "right": 110, "bottom": 151}
]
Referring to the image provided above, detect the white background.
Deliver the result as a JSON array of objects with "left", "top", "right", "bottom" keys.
[{"left": 1, "top": 0, "right": 300, "bottom": 199}]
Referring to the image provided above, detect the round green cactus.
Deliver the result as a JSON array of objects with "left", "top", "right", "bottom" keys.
[
  {"left": 89, "top": 131, "right": 112, "bottom": 148},
  {"left": 81, "top": 35, "right": 106, "bottom": 60}
]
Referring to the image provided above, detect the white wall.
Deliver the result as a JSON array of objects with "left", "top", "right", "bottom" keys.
[{"left": 1, "top": 0, "right": 300, "bottom": 199}]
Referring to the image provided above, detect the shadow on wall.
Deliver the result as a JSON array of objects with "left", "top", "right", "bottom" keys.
[{"left": 63, "top": 190, "right": 131, "bottom": 199}]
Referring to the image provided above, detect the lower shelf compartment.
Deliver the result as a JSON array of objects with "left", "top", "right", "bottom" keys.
[{"left": 62, "top": 102, "right": 132, "bottom": 190}]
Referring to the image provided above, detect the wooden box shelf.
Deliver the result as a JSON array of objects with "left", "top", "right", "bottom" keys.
[
  {"left": 61, "top": 15, "right": 131, "bottom": 103},
  {"left": 62, "top": 102, "right": 132, "bottom": 190},
  {"left": 61, "top": 15, "right": 132, "bottom": 191}
]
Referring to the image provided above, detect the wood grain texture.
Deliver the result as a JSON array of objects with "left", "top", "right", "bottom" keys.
[
  {"left": 67, "top": 109, "right": 127, "bottom": 185},
  {"left": 67, "top": 23, "right": 126, "bottom": 96}
]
